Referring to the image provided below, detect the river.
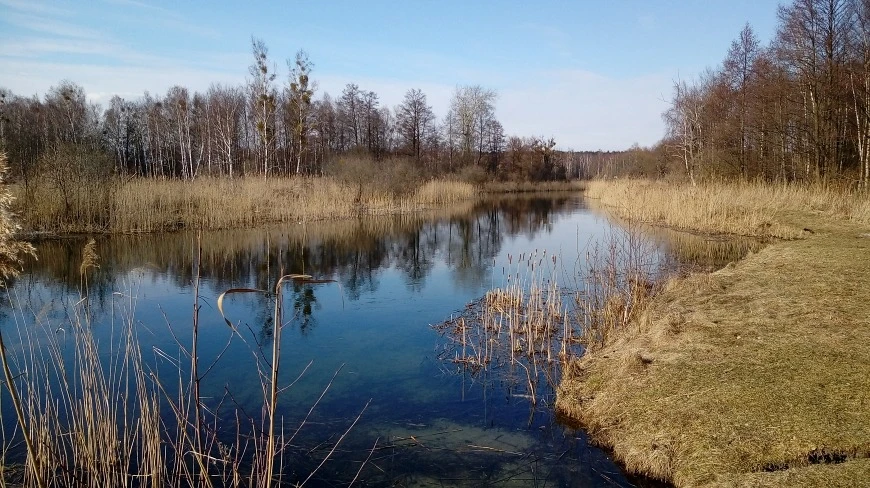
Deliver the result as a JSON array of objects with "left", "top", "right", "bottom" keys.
[{"left": 1, "top": 194, "right": 761, "bottom": 487}]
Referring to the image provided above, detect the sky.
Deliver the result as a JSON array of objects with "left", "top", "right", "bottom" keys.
[{"left": 0, "top": 0, "right": 782, "bottom": 151}]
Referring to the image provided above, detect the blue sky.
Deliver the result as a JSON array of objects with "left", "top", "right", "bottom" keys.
[{"left": 0, "top": 0, "right": 781, "bottom": 150}]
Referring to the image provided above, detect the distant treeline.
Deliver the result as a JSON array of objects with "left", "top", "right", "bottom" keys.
[
  {"left": 593, "top": 0, "right": 870, "bottom": 188},
  {"left": 0, "top": 37, "right": 594, "bottom": 204}
]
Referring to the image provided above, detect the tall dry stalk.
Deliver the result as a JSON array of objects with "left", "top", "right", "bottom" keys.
[
  {"left": 586, "top": 178, "right": 870, "bottom": 237},
  {"left": 217, "top": 272, "right": 338, "bottom": 486},
  {"left": 435, "top": 249, "right": 568, "bottom": 406},
  {"left": 0, "top": 151, "right": 42, "bottom": 487},
  {"left": 574, "top": 225, "right": 665, "bottom": 349}
]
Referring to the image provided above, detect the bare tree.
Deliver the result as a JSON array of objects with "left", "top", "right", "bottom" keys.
[
  {"left": 338, "top": 84, "right": 362, "bottom": 150},
  {"left": 664, "top": 79, "right": 706, "bottom": 185},
  {"left": 206, "top": 84, "right": 245, "bottom": 177},
  {"left": 248, "top": 37, "right": 278, "bottom": 178},
  {"left": 286, "top": 50, "right": 315, "bottom": 175},
  {"left": 447, "top": 85, "right": 497, "bottom": 166},
  {"left": 723, "top": 23, "right": 761, "bottom": 178},
  {"left": 395, "top": 88, "right": 435, "bottom": 165}
]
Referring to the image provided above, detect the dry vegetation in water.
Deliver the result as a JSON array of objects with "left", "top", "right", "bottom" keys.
[
  {"left": 16, "top": 176, "right": 477, "bottom": 234},
  {"left": 557, "top": 179, "right": 870, "bottom": 486},
  {"left": 0, "top": 240, "right": 366, "bottom": 486},
  {"left": 434, "top": 250, "right": 569, "bottom": 405}
]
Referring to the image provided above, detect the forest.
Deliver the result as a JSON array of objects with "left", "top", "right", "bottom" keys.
[
  {"left": 594, "top": 0, "right": 870, "bottom": 188},
  {"left": 0, "top": 38, "right": 578, "bottom": 199}
]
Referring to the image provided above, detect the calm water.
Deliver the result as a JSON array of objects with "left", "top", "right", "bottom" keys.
[{"left": 2, "top": 195, "right": 758, "bottom": 487}]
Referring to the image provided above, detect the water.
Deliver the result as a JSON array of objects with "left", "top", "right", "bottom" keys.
[{"left": 1, "top": 195, "right": 754, "bottom": 487}]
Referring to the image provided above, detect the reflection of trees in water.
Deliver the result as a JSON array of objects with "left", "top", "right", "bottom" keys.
[{"left": 17, "top": 196, "right": 584, "bottom": 323}]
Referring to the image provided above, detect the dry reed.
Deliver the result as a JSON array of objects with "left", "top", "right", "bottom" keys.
[
  {"left": 16, "top": 176, "right": 477, "bottom": 234},
  {"left": 0, "top": 152, "right": 35, "bottom": 280},
  {"left": 586, "top": 179, "right": 870, "bottom": 239},
  {"left": 435, "top": 249, "right": 569, "bottom": 405},
  {"left": 0, "top": 237, "right": 368, "bottom": 486},
  {"left": 574, "top": 225, "right": 666, "bottom": 350}
]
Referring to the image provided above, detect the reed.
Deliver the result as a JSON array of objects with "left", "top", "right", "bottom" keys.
[
  {"left": 574, "top": 225, "right": 665, "bottom": 349},
  {"left": 435, "top": 249, "right": 572, "bottom": 405},
  {"left": 0, "top": 236, "right": 371, "bottom": 486},
  {"left": 15, "top": 176, "right": 477, "bottom": 234},
  {"left": 586, "top": 178, "right": 870, "bottom": 238}
]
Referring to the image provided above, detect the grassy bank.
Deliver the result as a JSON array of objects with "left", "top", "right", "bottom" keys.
[
  {"left": 557, "top": 180, "right": 870, "bottom": 486},
  {"left": 16, "top": 176, "right": 477, "bottom": 234}
]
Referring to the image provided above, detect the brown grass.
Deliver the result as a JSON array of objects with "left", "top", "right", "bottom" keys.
[
  {"left": 16, "top": 176, "right": 477, "bottom": 234},
  {"left": 557, "top": 180, "right": 870, "bottom": 486},
  {"left": 586, "top": 179, "right": 870, "bottom": 239}
]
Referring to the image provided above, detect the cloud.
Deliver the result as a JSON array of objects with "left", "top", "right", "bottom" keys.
[
  {"left": 0, "top": 0, "right": 73, "bottom": 16},
  {"left": 0, "top": 58, "right": 244, "bottom": 104},
  {"left": 100, "top": 0, "right": 221, "bottom": 40},
  {"left": 3, "top": 12, "right": 103, "bottom": 40},
  {"left": 0, "top": 38, "right": 114, "bottom": 57}
]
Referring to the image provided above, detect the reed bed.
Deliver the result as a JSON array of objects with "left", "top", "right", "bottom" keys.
[
  {"left": 16, "top": 176, "right": 476, "bottom": 234},
  {"left": 586, "top": 179, "right": 870, "bottom": 239},
  {"left": 435, "top": 227, "right": 669, "bottom": 405},
  {"left": 435, "top": 250, "right": 569, "bottom": 405},
  {"left": 574, "top": 225, "right": 667, "bottom": 350}
]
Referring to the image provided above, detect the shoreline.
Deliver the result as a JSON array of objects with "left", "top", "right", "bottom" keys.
[
  {"left": 14, "top": 177, "right": 586, "bottom": 237},
  {"left": 556, "top": 180, "right": 870, "bottom": 486}
]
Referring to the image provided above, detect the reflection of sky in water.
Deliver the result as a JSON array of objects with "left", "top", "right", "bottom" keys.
[{"left": 2, "top": 195, "right": 752, "bottom": 486}]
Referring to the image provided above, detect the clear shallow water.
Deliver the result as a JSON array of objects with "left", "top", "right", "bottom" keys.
[{"left": 2, "top": 195, "right": 750, "bottom": 487}]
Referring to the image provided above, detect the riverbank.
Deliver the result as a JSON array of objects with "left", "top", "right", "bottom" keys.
[
  {"left": 15, "top": 176, "right": 478, "bottom": 234},
  {"left": 556, "top": 180, "right": 870, "bottom": 486},
  {"left": 15, "top": 177, "right": 589, "bottom": 235}
]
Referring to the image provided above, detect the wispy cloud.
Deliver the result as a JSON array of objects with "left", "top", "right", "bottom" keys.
[
  {"left": 1, "top": 58, "right": 244, "bottom": 103},
  {"left": 0, "top": 0, "right": 73, "bottom": 17},
  {"left": 0, "top": 39, "right": 114, "bottom": 58},
  {"left": 100, "top": 0, "right": 221, "bottom": 39},
  {"left": 4, "top": 12, "right": 103, "bottom": 40}
]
